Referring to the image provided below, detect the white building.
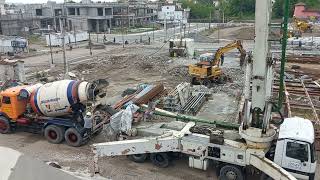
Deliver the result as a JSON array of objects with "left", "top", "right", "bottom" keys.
[
  {"left": 213, "top": 0, "right": 219, "bottom": 7},
  {"left": 0, "top": 36, "right": 28, "bottom": 54},
  {"left": 0, "top": 0, "right": 5, "bottom": 15},
  {"left": 158, "top": 4, "right": 190, "bottom": 24}
]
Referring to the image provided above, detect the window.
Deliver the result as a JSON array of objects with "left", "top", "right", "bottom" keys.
[
  {"left": 68, "top": 8, "right": 76, "bottom": 15},
  {"left": 311, "top": 143, "right": 317, "bottom": 163},
  {"left": 97, "top": 8, "right": 103, "bottom": 16},
  {"left": 36, "top": 9, "right": 42, "bottom": 16},
  {"left": 2, "top": 96, "right": 11, "bottom": 104},
  {"left": 105, "top": 8, "right": 112, "bottom": 16},
  {"left": 77, "top": 8, "right": 80, "bottom": 15},
  {"left": 286, "top": 141, "right": 309, "bottom": 162},
  {"left": 55, "top": 9, "right": 62, "bottom": 16}
]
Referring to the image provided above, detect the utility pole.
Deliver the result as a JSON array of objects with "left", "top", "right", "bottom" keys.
[
  {"left": 121, "top": 17, "right": 124, "bottom": 48},
  {"left": 88, "top": 31, "right": 92, "bottom": 56},
  {"left": 179, "top": 21, "right": 182, "bottom": 39},
  {"left": 59, "top": 18, "right": 68, "bottom": 76},
  {"left": 173, "top": 23, "right": 176, "bottom": 39},
  {"left": 209, "top": 11, "right": 211, "bottom": 29},
  {"left": 164, "top": 15, "right": 167, "bottom": 41},
  {"left": 217, "top": 24, "right": 220, "bottom": 44},
  {"left": 97, "top": 33, "right": 99, "bottom": 43},
  {"left": 48, "top": 34, "right": 54, "bottom": 68},
  {"left": 73, "top": 26, "right": 77, "bottom": 46},
  {"left": 152, "top": 22, "right": 155, "bottom": 42}
]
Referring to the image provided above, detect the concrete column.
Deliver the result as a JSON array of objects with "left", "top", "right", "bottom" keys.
[
  {"left": 96, "top": 19, "right": 100, "bottom": 33},
  {"left": 15, "top": 61, "right": 25, "bottom": 82},
  {"left": 132, "top": 17, "right": 135, "bottom": 27},
  {"left": 103, "top": 19, "right": 107, "bottom": 32}
]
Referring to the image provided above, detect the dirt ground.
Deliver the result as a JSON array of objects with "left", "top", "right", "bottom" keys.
[{"left": 0, "top": 41, "right": 247, "bottom": 180}]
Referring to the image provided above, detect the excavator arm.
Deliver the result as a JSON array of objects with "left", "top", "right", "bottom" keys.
[{"left": 212, "top": 40, "right": 247, "bottom": 66}]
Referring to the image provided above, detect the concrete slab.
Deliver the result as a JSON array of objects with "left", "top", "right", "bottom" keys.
[{"left": 0, "top": 147, "right": 81, "bottom": 180}]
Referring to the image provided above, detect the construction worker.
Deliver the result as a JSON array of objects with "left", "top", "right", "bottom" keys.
[
  {"left": 71, "top": 102, "right": 85, "bottom": 125},
  {"left": 84, "top": 112, "right": 93, "bottom": 135},
  {"left": 220, "top": 53, "right": 225, "bottom": 66}
]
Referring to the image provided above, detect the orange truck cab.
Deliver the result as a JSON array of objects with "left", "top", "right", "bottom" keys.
[{"left": 0, "top": 86, "right": 28, "bottom": 121}]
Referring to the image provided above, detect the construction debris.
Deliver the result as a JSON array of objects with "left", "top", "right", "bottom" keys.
[{"left": 163, "top": 82, "right": 211, "bottom": 115}]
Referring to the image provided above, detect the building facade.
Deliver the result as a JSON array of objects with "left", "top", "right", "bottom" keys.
[
  {"left": 294, "top": 3, "right": 320, "bottom": 20},
  {"left": 0, "top": 0, "right": 158, "bottom": 35},
  {"left": 157, "top": 3, "right": 189, "bottom": 24}
]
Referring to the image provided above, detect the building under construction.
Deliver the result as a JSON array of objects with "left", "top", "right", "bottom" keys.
[{"left": 0, "top": 0, "right": 159, "bottom": 36}]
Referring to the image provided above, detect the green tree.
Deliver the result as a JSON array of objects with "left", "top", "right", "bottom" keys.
[
  {"left": 225, "top": 0, "right": 255, "bottom": 18},
  {"left": 180, "top": 0, "right": 214, "bottom": 19},
  {"left": 272, "top": 0, "right": 298, "bottom": 18}
]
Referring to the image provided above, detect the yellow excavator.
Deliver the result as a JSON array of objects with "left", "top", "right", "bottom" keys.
[
  {"left": 288, "top": 17, "right": 313, "bottom": 38},
  {"left": 189, "top": 40, "right": 246, "bottom": 86},
  {"left": 294, "top": 17, "right": 312, "bottom": 33}
]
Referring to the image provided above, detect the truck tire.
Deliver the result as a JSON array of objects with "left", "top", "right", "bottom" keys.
[
  {"left": 44, "top": 125, "right": 64, "bottom": 144},
  {"left": 203, "top": 79, "right": 212, "bottom": 88},
  {"left": 0, "top": 116, "right": 11, "bottom": 134},
  {"left": 150, "top": 153, "right": 169, "bottom": 168},
  {"left": 128, "top": 154, "right": 148, "bottom": 163},
  {"left": 191, "top": 77, "right": 200, "bottom": 85},
  {"left": 64, "top": 128, "right": 83, "bottom": 147},
  {"left": 219, "top": 165, "right": 244, "bottom": 180}
]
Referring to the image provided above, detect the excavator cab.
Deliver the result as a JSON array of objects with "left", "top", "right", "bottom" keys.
[{"left": 0, "top": 86, "right": 28, "bottom": 121}]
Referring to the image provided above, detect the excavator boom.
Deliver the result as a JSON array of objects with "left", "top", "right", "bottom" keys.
[{"left": 213, "top": 40, "right": 246, "bottom": 66}]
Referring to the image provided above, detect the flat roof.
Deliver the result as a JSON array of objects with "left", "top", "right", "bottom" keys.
[
  {"left": 1, "top": 86, "right": 27, "bottom": 96},
  {"left": 279, "top": 117, "right": 314, "bottom": 144}
]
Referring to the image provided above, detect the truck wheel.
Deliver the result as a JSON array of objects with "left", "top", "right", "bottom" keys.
[
  {"left": 44, "top": 125, "right": 64, "bottom": 144},
  {"left": 150, "top": 153, "right": 169, "bottom": 168},
  {"left": 64, "top": 128, "right": 83, "bottom": 147},
  {"left": 202, "top": 79, "right": 212, "bottom": 88},
  {"left": 219, "top": 165, "right": 244, "bottom": 180},
  {"left": 0, "top": 117, "right": 10, "bottom": 134},
  {"left": 191, "top": 77, "right": 200, "bottom": 85},
  {"left": 128, "top": 154, "right": 148, "bottom": 163}
]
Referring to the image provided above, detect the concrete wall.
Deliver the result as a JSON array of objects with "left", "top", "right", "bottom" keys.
[
  {"left": 0, "top": 65, "right": 14, "bottom": 82},
  {"left": 80, "top": 8, "right": 88, "bottom": 16},
  {"left": 88, "top": 7, "right": 98, "bottom": 16}
]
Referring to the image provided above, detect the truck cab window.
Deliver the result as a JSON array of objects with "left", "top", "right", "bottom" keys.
[
  {"left": 2, "top": 96, "right": 11, "bottom": 104},
  {"left": 311, "top": 143, "right": 317, "bottom": 163},
  {"left": 286, "top": 141, "right": 309, "bottom": 162}
]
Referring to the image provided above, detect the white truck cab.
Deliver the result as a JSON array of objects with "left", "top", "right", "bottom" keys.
[{"left": 274, "top": 117, "right": 317, "bottom": 180}]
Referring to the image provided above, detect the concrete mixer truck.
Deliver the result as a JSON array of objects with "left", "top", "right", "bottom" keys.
[{"left": 0, "top": 80, "right": 106, "bottom": 147}]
